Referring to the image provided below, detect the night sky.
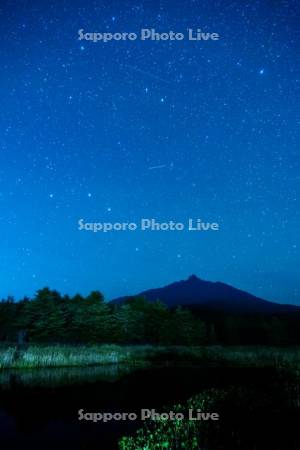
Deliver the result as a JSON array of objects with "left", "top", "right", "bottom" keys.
[{"left": 0, "top": 0, "right": 299, "bottom": 304}]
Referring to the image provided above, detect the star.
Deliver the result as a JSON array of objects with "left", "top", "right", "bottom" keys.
[{"left": 0, "top": 0, "right": 298, "bottom": 305}]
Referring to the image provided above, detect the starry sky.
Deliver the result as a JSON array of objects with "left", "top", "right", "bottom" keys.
[{"left": 0, "top": 0, "right": 299, "bottom": 304}]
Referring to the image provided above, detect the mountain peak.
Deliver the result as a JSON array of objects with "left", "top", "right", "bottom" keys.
[
  {"left": 112, "top": 275, "right": 298, "bottom": 313},
  {"left": 187, "top": 274, "right": 200, "bottom": 282}
]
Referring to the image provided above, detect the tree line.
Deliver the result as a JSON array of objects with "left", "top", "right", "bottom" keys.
[{"left": 0, "top": 287, "right": 299, "bottom": 345}]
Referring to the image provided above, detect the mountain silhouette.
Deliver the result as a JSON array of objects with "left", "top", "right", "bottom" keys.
[{"left": 112, "top": 275, "right": 299, "bottom": 313}]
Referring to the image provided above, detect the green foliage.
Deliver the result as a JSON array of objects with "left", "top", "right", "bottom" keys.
[
  {"left": 118, "top": 389, "right": 226, "bottom": 450},
  {"left": 119, "top": 380, "right": 300, "bottom": 450},
  {"left": 0, "top": 287, "right": 299, "bottom": 346}
]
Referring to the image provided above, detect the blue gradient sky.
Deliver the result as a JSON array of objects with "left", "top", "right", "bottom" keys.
[{"left": 0, "top": 0, "right": 299, "bottom": 303}]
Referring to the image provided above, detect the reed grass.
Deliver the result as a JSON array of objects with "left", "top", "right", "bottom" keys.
[{"left": 0, "top": 344, "right": 300, "bottom": 370}]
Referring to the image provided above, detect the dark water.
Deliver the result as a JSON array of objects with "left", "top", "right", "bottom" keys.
[{"left": 0, "top": 363, "right": 299, "bottom": 450}]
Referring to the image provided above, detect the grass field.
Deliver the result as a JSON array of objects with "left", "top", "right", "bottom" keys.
[{"left": 0, "top": 344, "right": 300, "bottom": 370}]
